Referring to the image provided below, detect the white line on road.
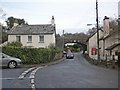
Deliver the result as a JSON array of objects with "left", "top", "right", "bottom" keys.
[
  {"left": 29, "top": 75, "right": 35, "bottom": 79},
  {"left": 0, "top": 78, "right": 16, "bottom": 80},
  {"left": 31, "top": 84, "right": 35, "bottom": 90},
  {"left": 18, "top": 67, "right": 36, "bottom": 79},
  {"left": 31, "top": 79, "right": 35, "bottom": 84},
  {"left": 29, "top": 67, "right": 42, "bottom": 90},
  {"left": 18, "top": 66, "right": 45, "bottom": 90}
]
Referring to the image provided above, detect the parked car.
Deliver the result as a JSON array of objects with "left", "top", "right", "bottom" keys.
[
  {"left": 66, "top": 52, "right": 74, "bottom": 59},
  {"left": 0, "top": 53, "right": 22, "bottom": 69}
]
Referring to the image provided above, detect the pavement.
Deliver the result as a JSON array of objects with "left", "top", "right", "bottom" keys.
[{"left": 83, "top": 54, "right": 118, "bottom": 70}]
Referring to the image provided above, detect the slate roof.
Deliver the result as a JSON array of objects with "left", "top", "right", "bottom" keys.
[
  {"left": 7, "top": 24, "right": 55, "bottom": 35},
  {"left": 105, "top": 43, "right": 120, "bottom": 50}
]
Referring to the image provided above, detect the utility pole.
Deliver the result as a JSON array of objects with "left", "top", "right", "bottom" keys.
[{"left": 96, "top": 0, "right": 100, "bottom": 61}]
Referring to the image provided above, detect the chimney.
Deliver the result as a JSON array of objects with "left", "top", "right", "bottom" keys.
[
  {"left": 103, "top": 16, "right": 110, "bottom": 35},
  {"left": 51, "top": 16, "right": 55, "bottom": 26}
]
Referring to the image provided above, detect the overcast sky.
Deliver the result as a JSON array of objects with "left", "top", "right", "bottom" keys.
[{"left": 0, "top": 0, "right": 119, "bottom": 34}]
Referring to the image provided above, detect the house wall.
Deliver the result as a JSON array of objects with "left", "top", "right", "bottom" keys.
[
  {"left": 8, "top": 34, "right": 55, "bottom": 48},
  {"left": 104, "top": 33, "right": 118, "bottom": 52},
  {"left": 104, "top": 32, "right": 119, "bottom": 60},
  {"left": 88, "top": 30, "right": 104, "bottom": 60},
  {"left": 88, "top": 33, "right": 97, "bottom": 60},
  {"left": 99, "top": 40, "right": 104, "bottom": 60},
  {"left": 87, "top": 16, "right": 119, "bottom": 61}
]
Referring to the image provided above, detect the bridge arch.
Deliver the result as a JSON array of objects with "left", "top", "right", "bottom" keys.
[{"left": 64, "top": 40, "right": 87, "bottom": 54}]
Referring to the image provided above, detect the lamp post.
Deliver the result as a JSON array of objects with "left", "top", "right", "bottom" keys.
[{"left": 96, "top": 0, "right": 100, "bottom": 61}]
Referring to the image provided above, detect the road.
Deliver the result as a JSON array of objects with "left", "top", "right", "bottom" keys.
[{"left": 2, "top": 53, "right": 118, "bottom": 89}]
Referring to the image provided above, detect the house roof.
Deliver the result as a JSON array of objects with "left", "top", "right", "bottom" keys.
[
  {"left": 105, "top": 43, "right": 120, "bottom": 50},
  {"left": 7, "top": 24, "right": 55, "bottom": 35},
  {"left": 86, "top": 29, "right": 103, "bottom": 42}
]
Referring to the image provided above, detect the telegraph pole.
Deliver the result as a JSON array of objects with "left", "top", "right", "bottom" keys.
[{"left": 96, "top": 0, "right": 100, "bottom": 61}]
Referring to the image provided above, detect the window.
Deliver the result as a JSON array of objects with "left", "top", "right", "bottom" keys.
[
  {"left": 39, "top": 36, "right": 44, "bottom": 42},
  {"left": 28, "top": 36, "right": 32, "bottom": 43},
  {"left": 16, "top": 36, "right": 21, "bottom": 42},
  {"left": 115, "top": 52, "right": 118, "bottom": 55}
]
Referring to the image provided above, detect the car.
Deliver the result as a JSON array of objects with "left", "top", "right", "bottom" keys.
[
  {"left": 66, "top": 52, "right": 74, "bottom": 59},
  {"left": 0, "top": 53, "right": 22, "bottom": 69}
]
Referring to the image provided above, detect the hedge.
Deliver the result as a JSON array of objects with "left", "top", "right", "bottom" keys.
[{"left": 2, "top": 47, "right": 57, "bottom": 64}]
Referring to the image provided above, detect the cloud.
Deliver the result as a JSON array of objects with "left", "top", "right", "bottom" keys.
[
  {"left": 1, "top": 0, "right": 119, "bottom": 3},
  {"left": 0, "top": 0, "right": 119, "bottom": 34}
]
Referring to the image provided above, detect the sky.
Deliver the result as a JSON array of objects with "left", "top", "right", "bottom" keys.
[{"left": 0, "top": 0, "right": 119, "bottom": 34}]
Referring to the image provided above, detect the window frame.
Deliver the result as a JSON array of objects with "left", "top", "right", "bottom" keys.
[
  {"left": 16, "top": 36, "right": 21, "bottom": 42},
  {"left": 39, "top": 35, "right": 44, "bottom": 43},
  {"left": 28, "top": 35, "right": 32, "bottom": 43}
]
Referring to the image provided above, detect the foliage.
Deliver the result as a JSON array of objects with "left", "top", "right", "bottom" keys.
[
  {"left": 48, "top": 43, "right": 55, "bottom": 49},
  {"left": 0, "top": 25, "right": 8, "bottom": 43},
  {"left": 56, "top": 32, "right": 89, "bottom": 49},
  {"left": 5, "top": 42, "right": 22, "bottom": 48},
  {"left": 2, "top": 31, "right": 7, "bottom": 43},
  {"left": 109, "top": 18, "right": 118, "bottom": 30},
  {"left": 109, "top": 18, "right": 118, "bottom": 34},
  {"left": 2, "top": 43, "right": 62, "bottom": 64},
  {"left": 87, "top": 27, "right": 96, "bottom": 36},
  {"left": 73, "top": 44, "right": 80, "bottom": 48},
  {"left": 6, "top": 16, "right": 28, "bottom": 29}
]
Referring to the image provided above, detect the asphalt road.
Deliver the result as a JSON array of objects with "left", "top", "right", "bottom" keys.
[{"left": 1, "top": 52, "right": 118, "bottom": 89}]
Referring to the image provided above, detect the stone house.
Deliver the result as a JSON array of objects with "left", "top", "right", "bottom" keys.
[
  {"left": 7, "top": 16, "right": 56, "bottom": 48},
  {"left": 100, "top": 16, "right": 120, "bottom": 61},
  {"left": 86, "top": 29, "right": 103, "bottom": 60},
  {"left": 87, "top": 16, "right": 119, "bottom": 61}
]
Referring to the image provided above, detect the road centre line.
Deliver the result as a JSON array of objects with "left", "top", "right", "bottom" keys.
[
  {"left": 29, "top": 67, "right": 42, "bottom": 90},
  {"left": 31, "top": 79, "right": 35, "bottom": 84}
]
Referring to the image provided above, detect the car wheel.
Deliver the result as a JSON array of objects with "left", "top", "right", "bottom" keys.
[{"left": 8, "top": 61, "right": 17, "bottom": 69}]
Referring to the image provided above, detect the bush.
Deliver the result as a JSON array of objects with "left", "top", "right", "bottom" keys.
[
  {"left": 2, "top": 46, "right": 62, "bottom": 64},
  {"left": 5, "top": 42, "right": 22, "bottom": 48},
  {"left": 2, "top": 42, "right": 63, "bottom": 64}
]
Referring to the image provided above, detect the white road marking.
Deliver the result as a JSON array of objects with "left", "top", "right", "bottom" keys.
[
  {"left": 29, "top": 67, "right": 42, "bottom": 90},
  {"left": 0, "top": 78, "right": 16, "bottom": 80},
  {"left": 18, "top": 67, "right": 36, "bottom": 79},
  {"left": 31, "top": 84, "right": 35, "bottom": 90},
  {"left": 29, "top": 75, "right": 35, "bottom": 79},
  {"left": 18, "top": 66, "right": 45, "bottom": 90},
  {"left": 31, "top": 79, "right": 35, "bottom": 84}
]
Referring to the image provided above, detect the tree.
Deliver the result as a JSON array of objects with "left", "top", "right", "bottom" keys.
[
  {"left": 6, "top": 17, "right": 14, "bottom": 29},
  {"left": 0, "top": 25, "right": 8, "bottom": 44},
  {"left": 87, "top": 27, "right": 96, "bottom": 36},
  {"left": 56, "top": 34, "right": 63, "bottom": 48},
  {"left": 2, "top": 31, "right": 7, "bottom": 43},
  {"left": 109, "top": 18, "right": 118, "bottom": 31},
  {"left": 6, "top": 16, "right": 28, "bottom": 29}
]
